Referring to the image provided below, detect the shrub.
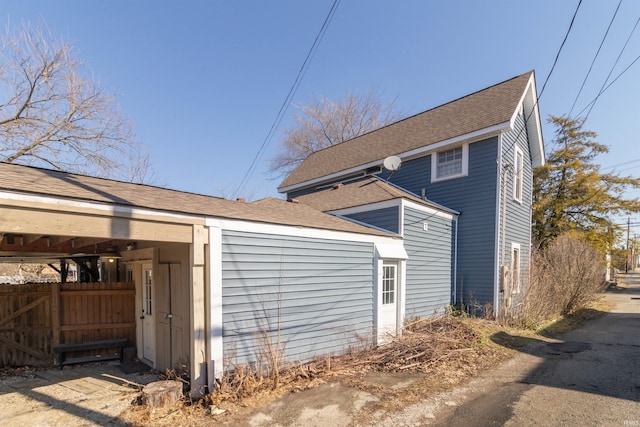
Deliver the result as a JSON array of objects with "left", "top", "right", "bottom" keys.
[{"left": 518, "top": 234, "right": 607, "bottom": 327}]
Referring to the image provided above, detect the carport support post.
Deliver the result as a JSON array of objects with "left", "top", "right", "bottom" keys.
[{"left": 190, "top": 224, "right": 208, "bottom": 397}]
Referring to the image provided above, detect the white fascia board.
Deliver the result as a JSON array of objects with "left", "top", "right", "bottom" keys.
[
  {"left": 510, "top": 74, "right": 544, "bottom": 167},
  {"left": 0, "top": 190, "right": 206, "bottom": 223},
  {"left": 278, "top": 122, "right": 512, "bottom": 194},
  {"left": 205, "top": 216, "right": 402, "bottom": 246}
]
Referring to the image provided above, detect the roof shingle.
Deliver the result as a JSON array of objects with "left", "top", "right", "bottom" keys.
[
  {"left": 279, "top": 71, "right": 534, "bottom": 190},
  {"left": 0, "top": 162, "right": 396, "bottom": 238}
]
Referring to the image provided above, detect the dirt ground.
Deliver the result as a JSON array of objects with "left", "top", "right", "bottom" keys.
[
  {"left": 0, "top": 362, "right": 157, "bottom": 426},
  {"left": 2, "top": 277, "right": 632, "bottom": 427}
]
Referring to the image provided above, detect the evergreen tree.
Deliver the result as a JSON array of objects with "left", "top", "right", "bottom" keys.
[{"left": 533, "top": 116, "right": 640, "bottom": 252}]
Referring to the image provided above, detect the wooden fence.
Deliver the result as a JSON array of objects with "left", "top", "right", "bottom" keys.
[{"left": 0, "top": 282, "right": 136, "bottom": 367}]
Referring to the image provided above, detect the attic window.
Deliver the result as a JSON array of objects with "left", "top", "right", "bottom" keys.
[{"left": 431, "top": 144, "right": 469, "bottom": 182}]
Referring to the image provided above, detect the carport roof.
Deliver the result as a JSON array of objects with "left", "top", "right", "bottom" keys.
[{"left": 0, "top": 162, "right": 396, "bottom": 238}]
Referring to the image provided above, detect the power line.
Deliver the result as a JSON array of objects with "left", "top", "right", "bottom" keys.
[
  {"left": 234, "top": 0, "right": 341, "bottom": 199},
  {"left": 537, "top": 0, "right": 583, "bottom": 101},
  {"left": 583, "top": 13, "right": 640, "bottom": 120},
  {"left": 568, "top": 0, "right": 622, "bottom": 116},
  {"left": 575, "top": 49, "right": 640, "bottom": 118},
  {"left": 506, "top": 0, "right": 583, "bottom": 169}
]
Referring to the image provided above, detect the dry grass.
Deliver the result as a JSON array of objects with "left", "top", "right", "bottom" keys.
[
  {"left": 121, "top": 304, "right": 611, "bottom": 426},
  {"left": 121, "top": 316, "right": 516, "bottom": 426}
]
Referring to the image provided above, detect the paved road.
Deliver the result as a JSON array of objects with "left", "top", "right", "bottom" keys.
[{"left": 425, "top": 271, "right": 640, "bottom": 427}]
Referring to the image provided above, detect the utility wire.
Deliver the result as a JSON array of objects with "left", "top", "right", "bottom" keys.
[
  {"left": 568, "top": 0, "right": 622, "bottom": 116},
  {"left": 537, "top": 0, "right": 583, "bottom": 102},
  {"left": 505, "top": 0, "right": 583, "bottom": 174},
  {"left": 234, "top": 0, "right": 341, "bottom": 199},
  {"left": 583, "top": 13, "right": 640, "bottom": 120},
  {"left": 575, "top": 49, "right": 640, "bottom": 118}
]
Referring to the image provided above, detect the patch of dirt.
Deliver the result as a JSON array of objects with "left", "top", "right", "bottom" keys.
[{"left": 120, "top": 316, "right": 519, "bottom": 426}]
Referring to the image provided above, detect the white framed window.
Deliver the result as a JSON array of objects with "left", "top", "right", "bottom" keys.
[
  {"left": 514, "top": 147, "right": 524, "bottom": 202},
  {"left": 431, "top": 144, "right": 469, "bottom": 182},
  {"left": 511, "top": 243, "right": 521, "bottom": 294},
  {"left": 382, "top": 263, "right": 396, "bottom": 305}
]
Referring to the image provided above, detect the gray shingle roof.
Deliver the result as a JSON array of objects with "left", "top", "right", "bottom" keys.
[
  {"left": 279, "top": 71, "right": 534, "bottom": 191},
  {"left": 296, "top": 176, "right": 456, "bottom": 215},
  {"left": 0, "top": 162, "right": 396, "bottom": 238}
]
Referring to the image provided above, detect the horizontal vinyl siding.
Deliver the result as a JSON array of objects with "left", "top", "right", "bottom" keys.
[
  {"left": 501, "top": 112, "right": 533, "bottom": 306},
  {"left": 221, "top": 230, "right": 374, "bottom": 366},
  {"left": 403, "top": 207, "right": 454, "bottom": 318},
  {"left": 346, "top": 206, "right": 400, "bottom": 233},
  {"left": 387, "top": 137, "right": 499, "bottom": 306}
]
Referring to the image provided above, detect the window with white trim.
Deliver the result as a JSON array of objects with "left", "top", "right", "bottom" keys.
[
  {"left": 511, "top": 243, "right": 521, "bottom": 293},
  {"left": 382, "top": 264, "right": 396, "bottom": 305},
  {"left": 431, "top": 144, "right": 469, "bottom": 182},
  {"left": 514, "top": 147, "right": 523, "bottom": 202}
]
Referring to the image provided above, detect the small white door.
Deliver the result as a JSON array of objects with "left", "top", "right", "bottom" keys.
[
  {"left": 379, "top": 262, "right": 398, "bottom": 337},
  {"left": 141, "top": 265, "right": 155, "bottom": 363}
]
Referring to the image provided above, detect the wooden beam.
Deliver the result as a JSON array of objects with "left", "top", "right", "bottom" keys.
[
  {"left": 2, "top": 208, "right": 193, "bottom": 243},
  {"left": 60, "top": 289, "right": 135, "bottom": 296},
  {"left": 46, "top": 236, "right": 73, "bottom": 247},
  {"left": 23, "top": 235, "right": 43, "bottom": 245},
  {"left": 59, "top": 322, "right": 136, "bottom": 331}
]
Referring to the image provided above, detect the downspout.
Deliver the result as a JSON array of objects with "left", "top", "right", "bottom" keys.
[
  {"left": 453, "top": 215, "right": 459, "bottom": 305},
  {"left": 494, "top": 136, "right": 503, "bottom": 313}
]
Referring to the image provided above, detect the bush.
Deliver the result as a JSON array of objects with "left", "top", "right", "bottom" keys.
[{"left": 519, "top": 234, "right": 607, "bottom": 327}]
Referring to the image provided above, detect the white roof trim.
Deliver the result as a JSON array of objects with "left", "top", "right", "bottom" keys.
[
  {"left": 279, "top": 121, "right": 512, "bottom": 194},
  {"left": 375, "top": 242, "right": 408, "bottom": 260},
  {"left": 205, "top": 216, "right": 401, "bottom": 245},
  {"left": 510, "top": 73, "right": 544, "bottom": 167}
]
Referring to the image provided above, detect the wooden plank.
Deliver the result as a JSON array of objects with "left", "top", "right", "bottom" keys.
[
  {"left": 60, "top": 290, "right": 135, "bottom": 296},
  {"left": 58, "top": 324, "right": 136, "bottom": 333},
  {"left": 51, "top": 283, "right": 60, "bottom": 348},
  {"left": 0, "top": 295, "right": 49, "bottom": 329},
  {"left": 0, "top": 334, "right": 49, "bottom": 361}
]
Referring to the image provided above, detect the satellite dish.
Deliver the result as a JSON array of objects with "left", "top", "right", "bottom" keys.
[{"left": 383, "top": 155, "right": 402, "bottom": 171}]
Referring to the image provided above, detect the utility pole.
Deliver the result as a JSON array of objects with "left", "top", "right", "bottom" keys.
[{"left": 626, "top": 217, "right": 630, "bottom": 273}]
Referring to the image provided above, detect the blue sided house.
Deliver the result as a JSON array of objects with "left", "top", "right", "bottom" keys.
[
  {"left": 0, "top": 71, "right": 543, "bottom": 396},
  {"left": 279, "top": 71, "right": 545, "bottom": 316}
]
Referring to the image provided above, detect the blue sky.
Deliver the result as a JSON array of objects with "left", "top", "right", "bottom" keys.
[{"left": 4, "top": 1, "right": 640, "bottom": 230}]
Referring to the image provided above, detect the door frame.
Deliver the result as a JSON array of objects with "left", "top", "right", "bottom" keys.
[
  {"left": 125, "top": 260, "right": 156, "bottom": 367},
  {"left": 374, "top": 258, "right": 405, "bottom": 344}
]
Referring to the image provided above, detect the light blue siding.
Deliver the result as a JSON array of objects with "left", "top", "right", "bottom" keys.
[
  {"left": 221, "top": 230, "right": 375, "bottom": 367},
  {"left": 403, "top": 207, "right": 454, "bottom": 318},
  {"left": 500, "top": 112, "right": 533, "bottom": 306},
  {"left": 385, "top": 137, "right": 500, "bottom": 306},
  {"left": 346, "top": 206, "right": 400, "bottom": 234}
]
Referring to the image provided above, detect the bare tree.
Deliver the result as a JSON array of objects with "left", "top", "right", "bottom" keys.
[
  {"left": 270, "top": 91, "right": 404, "bottom": 177},
  {"left": 0, "top": 22, "right": 153, "bottom": 182}
]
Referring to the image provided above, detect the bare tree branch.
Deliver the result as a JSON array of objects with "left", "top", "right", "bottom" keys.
[
  {"left": 0, "top": 22, "right": 155, "bottom": 182},
  {"left": 270, "top": 90, "right": 404, "bottom": 178}
]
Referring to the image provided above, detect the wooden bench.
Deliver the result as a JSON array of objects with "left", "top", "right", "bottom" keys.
[{"left": 53, "top": 338, "right": 127, "bottom": 369}]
